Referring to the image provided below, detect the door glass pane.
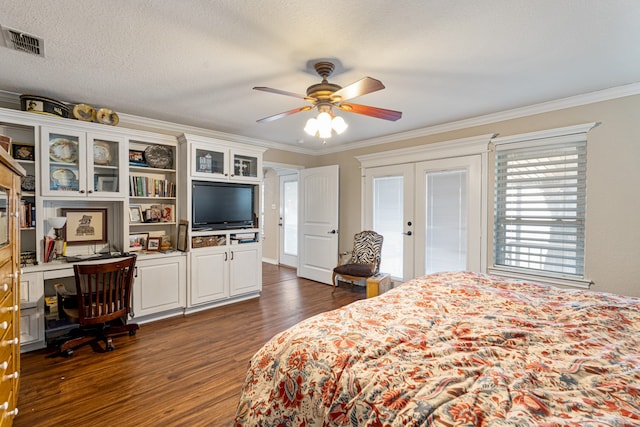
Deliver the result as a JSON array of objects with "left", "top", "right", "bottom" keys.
[
  {"left": 49, "top": 133, "right": 80, "bottom": 192},
  {"left": 93, "top": 138, "right": 120, "bottom": 193},
  {"left": 373, "top": 176, "right": 403, "bottom": 278},
  {"left": 425, "top": 170, "right": 467, "bottom": 274},
  {"left": 283, "top": 180, "right": 298, "bottom": 256}
]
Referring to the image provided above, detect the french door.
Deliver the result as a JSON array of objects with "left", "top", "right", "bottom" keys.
[
  {"left": 364, "top": 155, "right": 482, "bottom": 282},
  {"left": 363, "top": 164, "right": 414, "bottom": 281}
]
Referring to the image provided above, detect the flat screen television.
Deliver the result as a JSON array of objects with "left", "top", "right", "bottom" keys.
[{"left": 192, "top": 181, "right": 254, "bottom": 230}]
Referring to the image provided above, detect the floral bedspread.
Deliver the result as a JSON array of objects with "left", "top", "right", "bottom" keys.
[{"left": 235, "top": 271, "right": 640, "bottom": 426}]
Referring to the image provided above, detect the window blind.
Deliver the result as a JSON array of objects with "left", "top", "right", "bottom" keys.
[{"left": 493, "top": 139, "right": 586, "bottom": 277}]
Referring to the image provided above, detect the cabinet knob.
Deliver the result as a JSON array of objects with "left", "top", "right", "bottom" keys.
[
  {"left": 79, "top": 189, "right": 85, "bottom": 194},
  {"left": 0, "top": 305, "right": 18, "bottom": 314},
  {"left": 2, "top": 337, "right": 18, "bottom": 346},
  {"left": 0, "top": 284, "right": 7, "bottom": 292},
  {"left": 5, "top": 408, "right": 18, "bottom": 417},
  {"left": 0, "top": 322, "right": 8, "bottom": 331},
  {"left": 0, "top": 361, "right": 7, "bottom": 371},
  {"left": 2, "top": 371, "right": 18, "bottom": 381}
]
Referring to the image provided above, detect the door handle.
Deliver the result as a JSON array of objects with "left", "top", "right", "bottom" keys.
[
  {"left": 328, "top": 229, "right": 338, "bottom": 234},
  {"left": 402, "top": 231, "right": 413, "bottom": 236}
]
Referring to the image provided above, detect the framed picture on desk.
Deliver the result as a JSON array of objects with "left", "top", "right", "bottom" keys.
[{"left": 61, "top": 208, "right": 107, "bottom": 245}]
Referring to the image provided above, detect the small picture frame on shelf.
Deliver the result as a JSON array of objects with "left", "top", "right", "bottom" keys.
[
  {"left": 129, "top": 205, "right": 143, "bottom": 223},
  {"left": 129, "top": 149, "right": 147, "bottom": 166},
  {"left": 11, "top": 143, "right": 35, "bottom": 161},
  {"left": 96, "top": 175, "right": 118, "bottom": 192},
  {"left": 146, "top": 237, "right": 161, "bottom": 251},
  {"left": 177, "top": 220, "right": 189, "bottom": 252},
  {"left": 129, "top": 233, "right": 149, "bottom": 252}
]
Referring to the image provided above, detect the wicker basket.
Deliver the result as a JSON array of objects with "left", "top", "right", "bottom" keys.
[{"left": 191, "top": 235, "right": 225, "bottom": 248}]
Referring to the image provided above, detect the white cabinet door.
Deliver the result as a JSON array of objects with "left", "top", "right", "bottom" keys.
[
  {"left": 229, "top": 244, "right": 261, "bottom": 296},
  {"left": 19, "top": 307, "right": 44, "bottom": 351},
  {"left": 40, "top": 126, "right": 126, "bottom": 198},
  {"left": 19, "top": 271, "right": 42, "bottom": 308},
  {"left": 190, "top": 248, "right": 228, "bottom": 305},
  {"left": 133, "top": 255, "right": 186, "bottom": 318}
]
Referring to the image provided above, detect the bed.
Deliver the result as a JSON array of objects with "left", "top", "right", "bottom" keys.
[{"left": 234, "top": 271, "right": 640, "bottom": 426}]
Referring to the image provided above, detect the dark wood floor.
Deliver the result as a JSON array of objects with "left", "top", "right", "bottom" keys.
[{"left": 15, "top": 263, "right": 365, "bottom": 427}]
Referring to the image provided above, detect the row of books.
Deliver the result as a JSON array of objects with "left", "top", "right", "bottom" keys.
[
  {"left": 20, "top": 200, "right": 36, "bottom": 229},
  {"left": 129, "top": 176, "right": 176, "bottom": 198}
]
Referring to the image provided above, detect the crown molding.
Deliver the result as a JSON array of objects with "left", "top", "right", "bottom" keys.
[
  {"left": 1, "top": 82, "right": 638, "bottom": 157},
  {"left": 316, "top": 82, "right": 640, "bottom": 155}
]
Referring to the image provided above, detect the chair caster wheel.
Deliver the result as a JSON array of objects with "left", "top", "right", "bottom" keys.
[
  {"left": 62, "top": 349, "right": 74, "bottom": 357},
  {"left": 106, "top": 346, "right": 114, "bottom": 352},
  {"left": 129, "top": 330, "right": 136, "bottom": 336}
]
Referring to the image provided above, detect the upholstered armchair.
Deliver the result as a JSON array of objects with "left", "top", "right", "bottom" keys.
[{"left": 332, "top": 230, "right": 383, "bottom": 290}]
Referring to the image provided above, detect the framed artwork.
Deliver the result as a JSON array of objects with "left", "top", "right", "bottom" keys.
[
  {"left": 129, "top": 233, "right": 149, "bottom": 251},
  {"left": 177, "top": 220, "right": 189, "bottom": 252},
  {"left": 129, "top": 205, "right": 143, "bottom": 223},
  {"left": 146, "top": 237, "right": 161, "bottom": 251},
  {"left": 11, "top": 143, "right": 35, "bottom": 161},
  {"left": 96, "top": 175, "right": 118, "bottom": 192},
  {"left": 61, "top": 208, "right": 108, "bottom": 245},
  {"left": 129, "top": 149, "right": 147, "bottom": 166}
]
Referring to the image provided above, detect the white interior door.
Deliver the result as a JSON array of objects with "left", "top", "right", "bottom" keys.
[
  {"left": 414, "top": 155, "right": 482, "bottom": 275},
  {"left": 363, "top": 164, "right": 415, "bottom": 282},
  {"left": 279, "top": 174, "right": 298, "bottom": 268},
  {"left": 298, "top": 165, "right": 339, "bottom": 284}
]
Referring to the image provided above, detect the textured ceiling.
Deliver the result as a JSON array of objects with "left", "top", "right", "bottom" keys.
[{"left": 1, "top": 1, "right": 639, "bottom": 152}]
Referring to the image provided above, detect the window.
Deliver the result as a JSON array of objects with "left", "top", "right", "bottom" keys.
[{"left": 491, "top": 123, "right": 597, "bottom": 287}]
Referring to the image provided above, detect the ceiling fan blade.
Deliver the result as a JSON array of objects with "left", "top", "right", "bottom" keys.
[
  {"left": 256, "top": 106, "right": 312, "bottom": 123},
  {"left": 331, "top": 77, "right": 385, "bottom": 102},
  {"left": 253, "top": 86, "right": 312, "bottom": 101},
  {"left": 338, "top": 103, "right": 402, "bottom": 121}
]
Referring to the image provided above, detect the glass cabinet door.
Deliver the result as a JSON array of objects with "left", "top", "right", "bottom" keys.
[
  {"left": 231, "top": 149, "right": 261, "bottom": 181},
  {"left": 191, "top": 144, "right": 228, "bottom": 179},
  {"left": 41, "top": 128, "right": 84, "bottom": 196},
  {"left": 87, "top": 133, "right": 126, "bottom": 197},
  {"left": 41, "top": 127, "right": 126, "bottom": 197}
]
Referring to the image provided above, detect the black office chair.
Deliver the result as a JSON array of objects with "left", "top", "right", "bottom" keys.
[{"left": 56, "top": 255, "right": 139, "bottom": 357}]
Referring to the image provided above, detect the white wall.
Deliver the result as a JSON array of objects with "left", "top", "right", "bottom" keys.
[{"left": 291, "top": 94, "right": 640, "bottom": 297}]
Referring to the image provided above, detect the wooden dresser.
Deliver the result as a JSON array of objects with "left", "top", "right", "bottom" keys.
[{"left": 0, "top": 149, "right": 24, "bottom": 426}]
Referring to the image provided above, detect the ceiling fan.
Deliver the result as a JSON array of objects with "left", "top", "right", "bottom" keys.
[{"left": 253, "top": 61, "right": 402, "bottom": 124}]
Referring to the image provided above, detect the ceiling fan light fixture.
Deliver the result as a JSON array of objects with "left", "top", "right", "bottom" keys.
[
  {"left": 304, "top": 117, "right": 319, "bottom": 136},
  {"left": 332, "top": 115, "right": 348, "bottom": 134},
  {"left": 304, "top": 111, "right": 348, "bottom": 139}
]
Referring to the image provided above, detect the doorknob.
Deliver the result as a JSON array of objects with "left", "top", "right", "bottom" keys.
[
  {"left": 328, "top": 229, "right": 338, "bottom": 234},
  {"left": 402, "top": 231, "right": 413, "bottom": 236}
]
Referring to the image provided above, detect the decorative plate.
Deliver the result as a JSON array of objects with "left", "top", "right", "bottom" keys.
[
  {"left": 93, "top": 141, "right": 112, "bottom": 165},
  {"left": 144, "top": 145, "right": 173, "bottom": 169},
  {"left": 49, "top": 138, "right": 79, "bottom": 163},
  {"left": 73, "top": 103, "right": 96, "bottom": 121},
  {"left": 20, "top": 174, "right": 36, "bottom": 192},
  {"left": 51, "top": 168, "right": 77, "bottom": 187},
  {"left": 97, "top": 108, "right": 119, "bottom": 126}
]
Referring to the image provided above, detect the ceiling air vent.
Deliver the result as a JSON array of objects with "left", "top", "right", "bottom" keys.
[{"left": 1, "top": 25, "right": 44, "bottom": 57}]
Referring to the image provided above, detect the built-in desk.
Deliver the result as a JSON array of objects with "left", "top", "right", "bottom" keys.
[{"left": 19, "top": 252, "right": 187, "bottom": 352}]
